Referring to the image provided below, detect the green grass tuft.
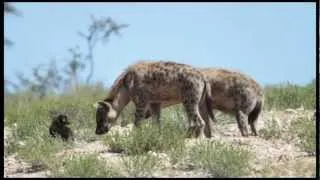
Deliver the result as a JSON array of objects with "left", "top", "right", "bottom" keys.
[
  {"left": 188, "top": 141, "right": 252, "bottom": 177},
  {"left": 51, "top": 154, "right": 120, "bottom": 177}
]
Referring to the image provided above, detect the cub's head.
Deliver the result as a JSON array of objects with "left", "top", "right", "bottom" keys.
[{"left": 50, "top": 110, "right": 70, "bottom": 126}]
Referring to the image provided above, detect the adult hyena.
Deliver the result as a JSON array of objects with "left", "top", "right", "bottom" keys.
[
  {"left": 202, "top": 68, "right": 264, "bottom": 137},
  {"left": 145, "top": 68, "right": 264, "bottom": 137},
  {"left": 93, "top": 60, "right": 212, "bottom": 138}
]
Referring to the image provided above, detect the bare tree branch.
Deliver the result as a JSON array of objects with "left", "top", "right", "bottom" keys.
[
  {"left": 4, "top": 3, "right": 22, "bottom": 47},
  {"left": 4, "top": 2, "right": 22, "bottom": 17},
  {"left": 4, "top": 38, "right": 13, "bottom": 47},
  {"left": 4, "top": 78, "right": 20, "bottom": 91},
  {"left": 78, "top": 16, "right": 129, "bottom": 84}
]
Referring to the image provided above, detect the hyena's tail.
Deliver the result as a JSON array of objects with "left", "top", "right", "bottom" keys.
[
  {"left": 201, "top": 80, "right": 216, "bottom": 123},
  {"left": 206, "top": 97, "right": 216, "bottom": 123}
]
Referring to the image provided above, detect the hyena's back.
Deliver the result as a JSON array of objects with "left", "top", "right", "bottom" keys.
[{"left": 123, "top": 60, "right": 206, "bottom": 104}]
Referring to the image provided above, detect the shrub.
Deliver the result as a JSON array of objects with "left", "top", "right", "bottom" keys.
[
  {"left": 258, "top": 118, "right": 282, "bottom": 140},
  {"left": 188, "top": 141, "right": 252, "bottom": 177},
  {"left": 105, "top": 120, "right": 186, "bottom": 155},
  {"left": 104, "top": 106, "right": 187, "bottom": 156},
  {"left": 289, "top": 117, "right": 316, "bottom": 154},
  {"left": 264, "top": 81, "right": 315, "bottom": 110},
  {"left": 121, "top": 154, "right": 160, "bottom": 177},
  {"left": 52, "top": 154, "right": 119, "bottom": 177}
]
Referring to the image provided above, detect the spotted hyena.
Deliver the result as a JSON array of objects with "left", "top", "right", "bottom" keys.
[
  {"left": 93, "top": 60, "right": 212, "bottom": 138},
  {"left": 145, "top": 68, "right": 264, "bottom": 137}
]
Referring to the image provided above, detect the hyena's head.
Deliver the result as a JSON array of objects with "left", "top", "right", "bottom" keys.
[{"left": 93, "top": 100, "right": 117, "bottom": 135}]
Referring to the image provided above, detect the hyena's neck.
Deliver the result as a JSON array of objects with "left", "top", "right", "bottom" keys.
[{"left": 104, "top": 87, "right": 131, "bottom": 117}]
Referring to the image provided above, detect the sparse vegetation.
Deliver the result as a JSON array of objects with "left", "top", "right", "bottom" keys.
[
  {"left": 51, "top": 154, "right": 120, "bottom": 177},
  {"left": 104, "top": 131, "right": 127, "bottom": 153},
  {"left": 121, "top": 154, "right": 160, "bottom": 177},
  {"left": 188, "top": 141, "right": 252, "bottom": 177},
  {"left": 263, "top": 80, "right": 315, "bottom": 110},
  {"left": 4, "top": 80, "right": 316, "bottom": 177},
  {"left": 13, "top": 134, "right": 73, "bottom": 175},
  {"left": 4, "top": 3, "right": 316, "bottom": 177},
  {"left": 258, "top": 118, "right": 282, "bottom": 140},
  {"left": 4, "top": 86, "right": 105, "bottom": 176},
  {"left": 104, "top": 109, "right": 186, "bottom": 155},
  {"left": 259, "top": 157, "right": 316, "bottom": 177},
  {"left": 289, "top": 117, "right": 316, "bottom": 154}
]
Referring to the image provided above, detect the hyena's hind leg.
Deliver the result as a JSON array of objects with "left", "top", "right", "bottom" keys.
[
  {"left": 248, "top": 100, "right": 263, "bottom": 136},
  {"left": 149, "top": 103, "right": 161, "bottom": 125},
  {"left": 144, "top": 109, "right": 152, "bottom": 119},
  {"left": 147, "top": 103, "right": 162, "bottom": 135},
  {"left": 183, "top": 99, "right": 206, "bottom": 139},
  {"left": 235, "top": 110, "right": 249, "bottom": 137}
]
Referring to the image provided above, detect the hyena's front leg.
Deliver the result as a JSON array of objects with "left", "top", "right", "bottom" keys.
[
  {"left": 183, "top": 100, "right": 206, "bottom": 139},
  {"left": 149, "top": 103, "right": 161, "bottom": 125},
  {"left": 134, "top": 106, "right": 146, "bottom": 127},
  {"left": 132, "top": 91, "right": 149, "bottom": 128}
]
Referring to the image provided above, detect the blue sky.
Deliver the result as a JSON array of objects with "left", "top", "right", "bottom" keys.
[{"left": 4, "top": 2, "right": 316, "bottom": 89}]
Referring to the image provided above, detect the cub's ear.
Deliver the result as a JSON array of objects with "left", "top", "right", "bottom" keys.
[{"left": 58, "top": 115, "right": 69, "bottom": 125}]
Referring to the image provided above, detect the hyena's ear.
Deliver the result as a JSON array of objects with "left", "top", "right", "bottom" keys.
[
  {"left": 93, "top": 101, "right": 105, "bottom": 109},
  {"left": 105, "top": 103, "right": 117, "bottom": 119},
  {"left": 100, "top": 101, "right": 117, "bottom": 119},
  {"left": 93, "top": 101, "right": 117, "bottom": 118},
  {"left": 93, "top": 102, "right": 100, "bottom": 109}
]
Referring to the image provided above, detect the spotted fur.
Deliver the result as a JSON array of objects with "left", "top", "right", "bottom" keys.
[
  {"left": 94, "top": 60, "right": 212, "bottom": 139},
  {"left": 145, "top": 67, "right": 264, "bottom": 137}
]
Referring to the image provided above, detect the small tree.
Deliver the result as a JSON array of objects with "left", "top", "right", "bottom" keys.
[
  {"left": 16, "top": 60, "right": 62, "bottom": 99},
  {"left": 6, "top": 14, "right": 129, "bottom": 97},
  {"left": 4, "top": 2, "right": 22, "bottom": 47},
  {"left": 62, "top": 46, "right": 86, "bottom": 92},
  {"left": 77, "top": 15, "right": 129, "bottom": 84},
  {"left": 4, "top": 78, "right": 20, "bottom": 94}
]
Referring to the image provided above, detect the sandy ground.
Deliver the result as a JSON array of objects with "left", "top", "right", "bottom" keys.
[{"left": 4, "top": 108, "right": 316, "bottom": 178}]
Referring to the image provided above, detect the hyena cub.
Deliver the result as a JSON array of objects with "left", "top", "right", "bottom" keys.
[
  {"left": 49, "top": 113, "right": 74, "bottom": 141},
  {"left": 94, "top": 60, "right": 212, "bottom": 139}
]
